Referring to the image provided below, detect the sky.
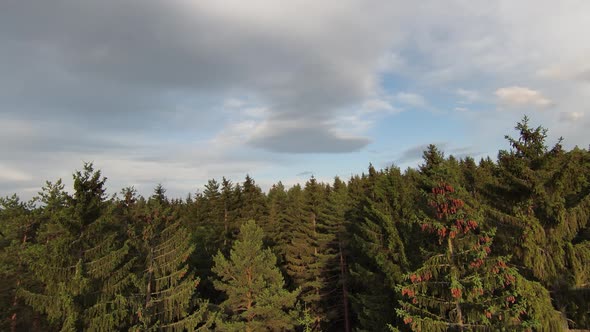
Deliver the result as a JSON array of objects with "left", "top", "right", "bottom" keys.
[{"left": 1, "top": 0, "right": 590, "bottom": 199}]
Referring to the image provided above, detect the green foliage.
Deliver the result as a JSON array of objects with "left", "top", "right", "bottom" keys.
[
  {"left": 349, "top": 166, "right": 412, "bottom": 330},
  {"left": 396, "top": 182, "right": 561, "bottom": 331},
  {"left": 18, "top": 164, "right": 136, "bottom": 331},
  {"left": 1, "top": 118, "right": 589, "bottom": 331},
  {"left": 282, "top": 177, "right": 341, "bottom": 329},
  {"left": 212, "top": 220, "right": 300, "bottom": 331},
  {"left": 130, "top": 187, "right": 211, "bottom": 331},
  {"left": 0, "top": 195, "right": 42, "bottom": 331}
]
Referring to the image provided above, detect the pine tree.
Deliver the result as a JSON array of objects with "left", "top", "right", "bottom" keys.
[
  {"left": 212, "top": 220, "right": 300, "bottom": 331},
  {"left": 131, "top": 187, "right": 211, "bottom": 331}
]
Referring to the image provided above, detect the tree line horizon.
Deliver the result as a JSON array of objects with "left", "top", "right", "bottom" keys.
[{"left": 1, "top": 116, "right": 589, "bottom": 331}]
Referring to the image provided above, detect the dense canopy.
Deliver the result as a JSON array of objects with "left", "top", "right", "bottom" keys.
[{"left": 1, "top": 118, "right": 588, "bottom": 331}]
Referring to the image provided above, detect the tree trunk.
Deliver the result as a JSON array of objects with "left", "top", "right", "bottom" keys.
[
  {"left": 311, "top": 213, "right": 317, "bottom": 255},
  {"left": 448, "top": 237, "right": 464, "bottom": 331},
  {"left": 146, "top": 247, "right": 154, "bottom": 308},
  {"left": 224, "top": 206, "right": 228, "bottom": 247},
  {"left": 11, "top": 228, "right": 29, "bottom": 332},
  {"left": 339, "top": 240, "right": 351, "bottom": 332}
]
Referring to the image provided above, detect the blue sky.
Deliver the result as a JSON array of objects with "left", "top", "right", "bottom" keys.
[{"left": 1, "top": 1, "right": 589, "bottom": 199}]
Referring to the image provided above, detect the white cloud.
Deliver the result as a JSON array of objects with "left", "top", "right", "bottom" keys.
[
  {"left": 3, "top": 0, "right": 590, "bottom": 196},
  {"left": 559, "top": 111, "right": 584, "bottom": 122},
  {"left": 223, "top": 98, "right": 246, "bottom": 108},
  {"left": 456, "top": 89, "right": 480, "bottom": 103},
  {"left": 377, "top": 52, "right": 406, "bottom": 73},
  {"left": 247, "top": 118, "right": 370, "bottom": 153},
  {"left": 241, "top": 107, "right": 269, "bottom": 118},
  {"left": 361, "top": 99, "right": 397, "bottom": 113},
  {"left": 0, "top": 164, "right": 33, "bottom": 182},
  {"left": 495, "top": 86, "right": 552, "bottom": 108},
  {"left": 394, "top": 92, "right": 427, "bottom": 107},
  {"left": 537, "top": 63, "right": 590, "bottom": 83}
]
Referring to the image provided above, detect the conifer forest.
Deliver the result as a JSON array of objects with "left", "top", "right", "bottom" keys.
[{"left": 1, "top": 118, "right": 589, "bottom": 332}]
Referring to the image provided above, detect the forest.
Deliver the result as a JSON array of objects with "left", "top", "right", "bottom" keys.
[{"left": 1, "top": 117, "right": 589, "bottom": 332}]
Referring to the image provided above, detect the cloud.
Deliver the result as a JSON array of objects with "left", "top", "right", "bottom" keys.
[
  {"left": 0, "top": 0, "right": 407, "bottom": 157},
  {"left": 241, "top": 107, "right": 269, "bottom": 119},
  {"left": 361, "top": 99, "right": 397, "bottom": 114},
  {"left": 448, "top": 146, "right": 481, "bottom": 159},
  {"left": 249, "top": 120, "right": 370, "bottom": 153},
  {"left": 559, "top": 112, "right": 584, "bottom": 123},
  {"left": 392, "top": 143, "right": 479, "bottom": 166},
  {"left": 377, "top": 52, "right": 406, "bottom": 73},
  {"left": 537, "top": 64, "right": 590, "bottom": 83},
  {"left": 495, "top": 86, "right": 552, "bottom": 108},
  {"left": 394, "top": 143, "right": 447, "bottom": 165},
  {"left": 456, "top": 89, "right": 480, "bottom": 103},
  {"left": 223, "top": 98, "right": 246, "bottom": 109},
  {"left": 578, "top": 69, "right": 590, "bottom": 82},
  {"left": 3, "top": 0, "right": 590, "bottom": 197},
  {"left": 0, "top": 164, "right": 33, "bottom": 182},
  {"left": 394, "top": 92, "right": 427, "bottom": 107}
]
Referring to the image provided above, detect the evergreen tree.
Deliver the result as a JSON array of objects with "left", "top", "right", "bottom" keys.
[
  {"left": 220, "top": 177, "right": 239, "bottom": 249},
  {"left": 349, "top": 166, "right": 412, "bottom": 331},
  {"left": 283, "top": 177, "right": 335, "bottom": 329},
  {"left": 131, "top": 187, "right": 211, "bottom": 331},
  {"left": 319, "top": 177, "right": 352, "bottom": 332},
  {"left": 0, "top": 195, "right": 43, "bottom": 331},
  {"left": 239, "top": 175, "right": 267, "bottom": 227},
  {"left": 20, "top": 164, "right": 135, "bottom": 331},
  {"left": 486, "top": 118, "right": 590, "bottom": 328},
  {"left": 277, "top": 184, "right": 305, "bottom": 278},
  {"left": 188, "top": 180, "right": 223, "bottom": 299},
  {"left": 420, "top": 145, "right": 446, "bottom": 178},
  {"left": 212, "top": 220, "right": 300, "bottom": 331},
  {"left": 265, "top": 182, "right": 289, "bottom": 254},
  {"left": 1, "top": 117, "right": 588, "bottom": 332},
  {"left": 396, "top": 182, "right": 561, "bottom": 331},
  {"left": 194, "top": 181, "right": 224, "bottom": 270}
]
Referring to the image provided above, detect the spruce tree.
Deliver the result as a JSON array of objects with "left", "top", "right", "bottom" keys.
[
  {"left": 319, "top": 177, "right": 352, "bottom": 331},
  {"left": 20, "top": 164, "right": 135, "bottom": 331},
  {"left": 212, "top": 220, "right": 300, "bottom": 331},
  {"left": 278, "top": 184, "right": 305, "bottom": 278},
  {"left": 239, "top": 175, "right": 267, "bottom": 227},
  {"left": 0, "top": 195, "right": 42, "bottom": 331},
  {"left": 486, "top": 118, "right": 590, "bottom": 328},
  {"left": 395, "top": 182, "right": 561, "bottom": 331},
  {"left": 283, "top": 177, "right": 335, "bottom": 329},
  {"left": 220, "top": 177, "right": 239, "bottom": 249},
  {"left": 349, "top": 166, "right": 412, "bottom": 331},
  {"left": 131, "top": 187, "right": 211, "bottom": 331},
  {"left": 265, "top": 182, "right": 289, "bottom": 257}
]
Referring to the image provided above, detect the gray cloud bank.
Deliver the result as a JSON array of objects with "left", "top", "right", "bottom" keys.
[
  {"left": 1, "top": 0, "right": 403, "bottom": 154},
  {"left": 2, "top": 1, "right": 590, "bottom": 197}
]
